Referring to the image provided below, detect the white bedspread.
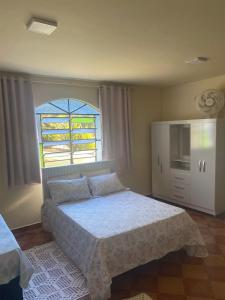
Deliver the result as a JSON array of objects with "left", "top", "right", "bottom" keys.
[
  {"left": 44, "top": 191, "right": 207, "bottom": 300},
  {"left": 0, "top": 215, "right": 33, "bottom": 288}
]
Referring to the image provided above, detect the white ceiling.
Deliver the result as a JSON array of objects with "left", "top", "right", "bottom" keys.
[{"left": 1, "top": 0, "right": 225, "bottom": 86}]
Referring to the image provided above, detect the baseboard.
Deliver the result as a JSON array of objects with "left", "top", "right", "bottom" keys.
[{"left": 12, "top": 222, "right": 42, "bottom": 233}]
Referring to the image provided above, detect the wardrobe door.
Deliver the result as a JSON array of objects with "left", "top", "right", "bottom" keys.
[
  {"left": 152, "top": 124, "right": 161, "bottom": 197},
  {"left": 152, "top": 123, "right": 170, "bottom": 199},
  {"left": 190, "top": 121, "right": 216, "bottom": 211},
  {"left": 160, "top": 124, "right": 170, "bottom": 198}
]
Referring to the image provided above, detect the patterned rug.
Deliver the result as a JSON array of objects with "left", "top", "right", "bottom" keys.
[
  {"left": 124, "top": 294, "right": 152, "bottom": 300},
  {"left": 23, "top": 242, "right": 89, "bottom": 300}
]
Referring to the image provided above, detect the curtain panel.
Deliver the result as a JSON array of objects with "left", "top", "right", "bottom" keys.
[
  {"left": 99, "top": 85, "right": 132, "bottom": 170},
  {"left": 0, "top": 73, "right": 41, "bottom": 187}
]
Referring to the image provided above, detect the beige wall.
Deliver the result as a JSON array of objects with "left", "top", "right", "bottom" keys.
[
  {"left": 0, "top": 78, "right": 162, "bottom": 229},
  {"left": 121, "top": 86, "right": 162, "bottom": 195},
  {"left": 32, "top": 77, "right": 99, "bottom": 107},
  {"left": 161, "top": 74, "right": 225, "bottom": 120}
]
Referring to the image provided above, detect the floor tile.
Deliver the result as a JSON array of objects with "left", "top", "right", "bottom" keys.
[
  {"left": 219, "top": 245, "right": 225, "bottom": 256},
  {"left": 206, "top": 243, "right": 222, "bottom": 255},
  {"left": 215, "top": 236, "right": 225, "bottom": 246},
  {"left": 182, "top": 255, "right": 204, "bottom": 265},
  {"left": 186, "top": 297, "right": 214, "bottom": 300},
  {"left": 207, "top": 266, "right": 225, "bottom": 281},
  {"left": 207, "top": 219, "right": 225, "bottom": 229},
  {"left": 159, "top": 263, "right": 182, "bottom": 277},
  {"left": 210, "top": 228, "right": 225, "bottom": 236},
  {"left": 158, "top": 276, "right": 184, "bottom": 295},
  {"left": 182, "top": 264, "right": 208, "bottom": 280},
  {"left": 204, "top": 255, "right": 225, "bottom": 267},
  {"left": 135, "top": 276, "right": 158, "bottom": 292},
  {"left": 211, "top": 281, "right": 225, "bottom": 299},
  {"left": 183, "top": 279, "right": 213, "bottom": 297},
  {"left": 158, "top": 294, "right": 186, "bottom": 300}
]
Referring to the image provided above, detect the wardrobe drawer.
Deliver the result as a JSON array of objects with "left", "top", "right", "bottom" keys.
[
  {"left": 171, "top": 193, "right": 188, "bottom": 202},
  {"left": 170, "top": 184, "right": 190, "bottom": 203},
  {"left": 171, "top": 183, "right": 186, "bottom": 192},
  {"left": 171, "top": 172, "right": 190, "bottom": 185}
]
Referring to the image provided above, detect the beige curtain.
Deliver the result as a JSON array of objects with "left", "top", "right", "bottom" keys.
[
  {"left": 0, "top": 73, "right": 41, "bottom": 187},
  {"left": 99, "top": 85, "right": 132, "bottom": 170}
]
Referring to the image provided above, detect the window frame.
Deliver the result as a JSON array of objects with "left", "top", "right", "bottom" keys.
[{"left": 36, "top": 99, "right": 102, "bottom": 168}]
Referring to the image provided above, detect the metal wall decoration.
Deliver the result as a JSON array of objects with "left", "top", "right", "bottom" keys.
[{"left": 195, "top": 89, "right": 224, "bottom": 118}]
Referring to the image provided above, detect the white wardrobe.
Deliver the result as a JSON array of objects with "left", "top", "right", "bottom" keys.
[{"left": 152, "top": 118, "right": 225, "bottom": 215}]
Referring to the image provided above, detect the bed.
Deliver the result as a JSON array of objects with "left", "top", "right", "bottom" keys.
[{"left": 41, "top": 161, "right": 207, "bottom": 300}]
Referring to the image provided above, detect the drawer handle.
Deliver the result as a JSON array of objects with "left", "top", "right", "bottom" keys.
[
  {"left": 173, "top": 194, "right": 184, "bottom": 199},
  {"left": 174, "top": 176, "right": 184, "bottom": 181},
  {"left": 174, "top": 185, "right": 184, "bottom": 190}
]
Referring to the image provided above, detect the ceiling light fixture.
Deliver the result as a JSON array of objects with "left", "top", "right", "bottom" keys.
[
  {"left": 26, "top": 17, "right": 57, "bottom": 35},
  {"left": 185, "top": 57, "right": 209, "bottom": 65}
]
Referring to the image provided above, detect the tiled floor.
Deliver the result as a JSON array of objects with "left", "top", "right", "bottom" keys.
[{"left": 14, "top": 209, "right": 225, "bottom": 300}]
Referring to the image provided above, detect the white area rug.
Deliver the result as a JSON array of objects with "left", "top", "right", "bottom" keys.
[
  {"left": 23, "top": 242, "right": 89, "bottom": 300},
  {"left": 124, "top": 294, "right": 152, "bottom": 300}
]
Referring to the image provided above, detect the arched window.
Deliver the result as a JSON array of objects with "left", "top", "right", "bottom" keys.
[{"left": 36, "top": 99, "right": 102, "bottom": 168}]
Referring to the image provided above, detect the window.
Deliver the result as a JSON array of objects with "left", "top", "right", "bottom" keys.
[{"left": 36, "top": 99, "right": 102, "bottom": 168}]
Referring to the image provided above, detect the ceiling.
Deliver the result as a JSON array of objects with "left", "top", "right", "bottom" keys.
[{"left": 1, "top": 0, "right": 225, "bottom": 86}]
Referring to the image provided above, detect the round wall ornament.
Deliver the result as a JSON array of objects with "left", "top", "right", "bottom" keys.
[{"left": 195, "top": 89, "right": 224, "bottom": 117}]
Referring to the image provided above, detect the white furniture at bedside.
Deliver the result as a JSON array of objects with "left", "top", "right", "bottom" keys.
[{"left": 151, "top": 118, "right": 225, "bottom": 215}]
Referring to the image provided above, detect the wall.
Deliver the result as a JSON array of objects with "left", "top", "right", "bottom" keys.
[
  {"left": 32, "top": 77, "right": 99, "bottom": 107},
  {"left": 0, "top": 77, "right": 162, "bottom": 229},
  {"left": 161, "top": 74, "right": 225, "bottom": 120},
  {"left": 121, "top": 86, "right": 162, "bottom": 194}
]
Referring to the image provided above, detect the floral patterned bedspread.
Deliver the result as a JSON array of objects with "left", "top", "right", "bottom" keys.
[{"left": 43, "top": 191, "right": 207, "bottom": 300}]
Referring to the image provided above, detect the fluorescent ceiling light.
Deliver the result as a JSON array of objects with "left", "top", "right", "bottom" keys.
[
  {"left": 27, "top": 17, "right": 57, "bottom": 35},
  {"left": 185, "top": 57, "right": 209, "bottom": 64}
]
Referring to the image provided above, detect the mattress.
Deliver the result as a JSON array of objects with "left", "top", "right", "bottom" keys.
[{"left": 44, "top": 190, "right": 207, "bottom": 300}]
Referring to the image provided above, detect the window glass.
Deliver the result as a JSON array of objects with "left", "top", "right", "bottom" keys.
[{"left": 36, "top": 99, "right": 102, "bottom": 168}]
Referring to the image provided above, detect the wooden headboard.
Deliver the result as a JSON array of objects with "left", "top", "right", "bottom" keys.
[{"left": 42, "top": 160, "right": 115, "bottom": 200}]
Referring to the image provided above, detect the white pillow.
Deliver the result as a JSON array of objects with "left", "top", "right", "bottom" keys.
[
  {"left": 47, "top": 176, "right": 91, "bottom": 204},
  {"left": 88, "top": 173, "right": 125, "bottom": 196}
]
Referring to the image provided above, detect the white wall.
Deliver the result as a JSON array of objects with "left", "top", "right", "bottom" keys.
[
  {"left": 0, "top": 77, "right": 162, "bottom": 229},
  {"left": 32, "top": 77, "right": 99, "bottom": 107},
  {"left": 162, "top": 74, "right": 225, "bottom": 120}
]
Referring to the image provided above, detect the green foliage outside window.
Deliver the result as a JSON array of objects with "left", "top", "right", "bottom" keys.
[{"left": 38, "top": 114, "right": 98, "bottom": 167}]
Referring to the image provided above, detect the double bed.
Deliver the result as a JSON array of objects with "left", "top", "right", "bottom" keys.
[{"left": 42, "top": 161, "right": 207, "bottom": 300}]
